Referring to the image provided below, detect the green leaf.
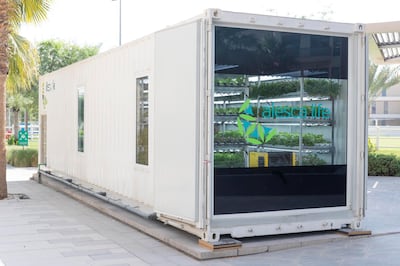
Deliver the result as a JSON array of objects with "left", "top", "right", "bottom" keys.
[
  {"left": 265, "top": 128, "right": 277, "bottom": 143},
  {"left": 237, "top": 118, "right": 244, "bottom": 135},
  {"left": 245, "top": 123, "right": 257, "bottom": 136},
  {"left": 246, "top": 138, "right": 262, "bottom": 145},
  {"left": 257, "top": 124, "right": 265, "bottom": 142},
  {"left": 239, "top": 114, "right": 256, "bottom": 122},
  {"left": 239, "top": 99, "right": 251, "bottom": 113}
]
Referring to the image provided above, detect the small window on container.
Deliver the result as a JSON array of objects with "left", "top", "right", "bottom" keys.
[
  {"left": 77, "top": 87, "right": 84, "bottom": 152},
  {"left": 136, "top": 77, "right": 149, "bottom": 165}
]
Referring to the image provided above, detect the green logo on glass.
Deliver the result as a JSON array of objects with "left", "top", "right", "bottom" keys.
[{"left": 237, "top": 99, "right": 277, "bottom": 145}]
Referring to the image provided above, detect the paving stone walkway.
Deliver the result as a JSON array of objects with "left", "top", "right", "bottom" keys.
[{"left": 1, "top": 167, "right": 400, "bottom": 265}]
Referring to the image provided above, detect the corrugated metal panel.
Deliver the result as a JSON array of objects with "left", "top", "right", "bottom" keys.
[
  {"left": 153, "top": 20, "right": 202, "bottom": 222},
  {"left": 40, "top": 35, "right": 155, "bottom": 206}
]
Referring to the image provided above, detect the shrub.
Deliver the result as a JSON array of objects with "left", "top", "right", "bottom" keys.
[
  {"left": 368, "top": 153, "right": 400, "bottom": 176},
  {"left": 7, "top": 149, "right": 38, "bottom": 167},
  {"left": 7, "top": 135, "right": 17, "bottom": 145},
  {"left": 368, "top": 138, "right": 376, "bottom": 153}
]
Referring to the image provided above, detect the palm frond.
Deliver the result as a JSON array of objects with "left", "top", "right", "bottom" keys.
[
  {"left": 368, "top": 63, "right": 400, "bottom": 100},
  {"left": 6, "top": 31, "right": 38, "bottom": 92},
  {"left": 9, "top": 0, "right": 51, "bottom": 28}
]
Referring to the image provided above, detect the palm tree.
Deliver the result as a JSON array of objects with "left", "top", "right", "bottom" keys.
[
  {"left": 368, "top": 63, "right": 400, "bottom": 104},
  {"left": 0, "top": 0, "right": 9, "bottom": 199},
  {"left": 0, "top": 0, "right": 51, "bottom": 199},
  {"left": 7, "top": 93, "right": 33, "bottom": 139}
]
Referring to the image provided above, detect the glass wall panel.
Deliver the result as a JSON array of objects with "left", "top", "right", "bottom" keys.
[
  {"left": 213, "top": 26, "right": 348, "bottom": 214},
  {"left": 77, "top": 88, "right": 84, "bottom": 152},
  {"left": 136, "top": 77, "right": 149, "bottom": 165}
]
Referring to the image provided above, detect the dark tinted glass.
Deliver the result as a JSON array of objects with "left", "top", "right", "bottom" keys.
[
  {"left": 215, "top": 27, "right": 348, "bottom": 79},
  {"left": 213, "top": 26, "right": 348, "bottom": 214}
]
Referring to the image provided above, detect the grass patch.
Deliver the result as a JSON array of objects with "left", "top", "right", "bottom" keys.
[
  {"left": 369, "top": 137, "right": 400, "bottom": 149},
  {"left": 6, "top": 139, "right": 38, "bottom": 152},
  {"left": 369, "top": 137, "right": 400, "bottom": 157}
]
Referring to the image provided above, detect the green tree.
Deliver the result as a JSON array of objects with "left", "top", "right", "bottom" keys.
[
  {"left": 28, "top": 39, "right": 99, "bottom": 129},
  {"left": 6, "top": 40, "right": 100, "bottom": 149},
  {"left": 38, "top": 40, "right": 100, "bottom": 75},
  {"left": 27, "top": 84, "right": 38, "bottom": 118},
  {"left": 20, "top": 84, "right": 38, "bottom": 128},
  {"left": 7, "top": 92, "right": 33, "bottom": 139},
  {"left": 368, "top": 63, "right": 400, "bottom": 104},
  {"left": 8, "top": 40, "right": 99, "bottom": 143},
  {"left": 0, "top": 0, "right": 51, "bottom": 199}
]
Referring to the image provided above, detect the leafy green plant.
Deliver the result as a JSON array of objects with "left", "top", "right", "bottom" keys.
[
  {"left": 214, "top": 152, "right": 245, "bottom": 168},
  {"left": 304, "top": 79, "right": 340, "bottom": 98},
  {"left": 249, "top": 79, "right": 341, "bottom": 99},
  {"left": 303, "top": 133, "right": 327, "bottom": 146},
  {"left": 215, "top": 76, "right": 247, "bottom": 87},
  {"left": 268, "top": 132, "right": 298, "bottom": 146},
  {"left": 225, "top": 107, "right": 240, "bottom": 115},
  {"left": 214, "top": 131, "right": 245, "bottom": 144},
  {"left": 214, "top": 108, "right": 225, "bottom": 115},
  {"left": 300, "top": 154, "right": 326, "bottom": 166},
  {"left": 268, "top": 132, "right": 328, "bottom": 147},
  {"left": 250, "top": 80, "right": 298, "bottom": 98}
]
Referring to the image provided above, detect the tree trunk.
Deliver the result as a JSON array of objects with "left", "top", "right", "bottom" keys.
[
  {"left": 0, "top": 0, "right": 9, "bottom": 199},
  {"left": 13, "top": 109, "right": 19, "bottom": 140},
  {"left": 25, "top": 109, "right": 29, "bottom": 132}
]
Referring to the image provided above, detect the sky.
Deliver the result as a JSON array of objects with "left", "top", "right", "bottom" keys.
[{"left": 20, "top": 0, "right": 400, "bottom": 52}]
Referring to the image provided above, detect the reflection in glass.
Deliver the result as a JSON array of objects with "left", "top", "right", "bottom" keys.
[
  {"left": 78, "top": 88, "right": 84, "bottom": 152},
  {"left": 136, "top": 77, "right": 149, "bottom": 165},
  {"left": 213, "top": 26, "right": 348, "bottom": 214}
]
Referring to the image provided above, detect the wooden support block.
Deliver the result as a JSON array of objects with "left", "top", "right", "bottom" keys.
[
  {"left": 199, "top": 238, "right": 242, "bottom": 251},
  {"left": 338, "top": 228, "right": 372, "bottom": 236}
]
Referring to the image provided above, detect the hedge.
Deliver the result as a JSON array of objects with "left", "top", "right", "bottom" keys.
[
  {"left": 7, "top": 149, "right": 38, "bottom": 167},
  {"left": 368, "top": 153, "right": 400, "bottom": 177}
]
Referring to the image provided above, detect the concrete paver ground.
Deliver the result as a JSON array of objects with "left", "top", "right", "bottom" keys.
[{"left": 2, "top": 167, "right": 400, "bottom": 265}]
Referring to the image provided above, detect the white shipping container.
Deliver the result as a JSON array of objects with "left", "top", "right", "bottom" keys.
[{"left": 39, "top": 9, "right": 369, "bottom": 242}]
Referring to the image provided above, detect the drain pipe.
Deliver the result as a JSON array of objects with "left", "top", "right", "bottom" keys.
[
  {"left": 37, "top": 164, "right": 47, "bottom": 184},
  {"left": 38, "top": 169, "right": 156, "bottom": 220}
]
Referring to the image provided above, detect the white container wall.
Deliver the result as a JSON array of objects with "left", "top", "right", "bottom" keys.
[
  {"left": 39, "top": 9, "right": 368, "bottom": 242},
  {"left": 153, "top": 20, "right": 204, "bottom": 222},
  {"left": 40, "top": 35, "right": 156, "bottom": 206}
]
